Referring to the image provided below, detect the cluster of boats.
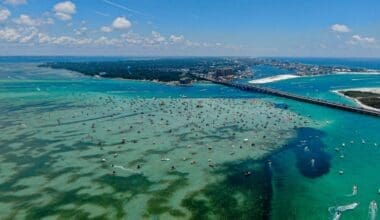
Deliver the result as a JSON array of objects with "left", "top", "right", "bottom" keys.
[{"left": 328, "top": 185, "right": 377, "bottom": 220}]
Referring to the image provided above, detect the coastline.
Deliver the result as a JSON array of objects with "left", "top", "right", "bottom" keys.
[
  {"left": 249, "top": 71, "right": 380, "bottom": 84},
  {"left": 249, "top": 74, "right": 300, "bottom": 84},
  {"left": 332, "top": 87, "right": 380, "bottom": 112},
  {"left": 334, "top": 71, "right": 380, "bottom": 75}
]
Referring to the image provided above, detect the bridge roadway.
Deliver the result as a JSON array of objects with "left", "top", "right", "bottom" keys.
[{"left": 197, "top": 76, "right": 380, "bottom": 117}]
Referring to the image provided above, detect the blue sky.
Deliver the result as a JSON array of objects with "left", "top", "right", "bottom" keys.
[{"left": 0, "top": 0, "right": 379, "bottom": 57}]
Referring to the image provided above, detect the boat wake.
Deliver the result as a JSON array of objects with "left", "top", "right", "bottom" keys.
[
  {"left": 113, "top": 165, "right": 141, "bottom": 174},
  {"left": 328, "top": 202, "right": 359, "bottom": 219},
  {"left": 345, "top": 185, "right": 357, "bottom": 197}
]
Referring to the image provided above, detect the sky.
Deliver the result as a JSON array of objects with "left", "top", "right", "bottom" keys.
[{"left": 0, "top": 0, "right": 379, "bottom": 57}]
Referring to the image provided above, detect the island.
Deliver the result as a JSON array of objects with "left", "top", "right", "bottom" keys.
[
  {"left": 40, "top": 57, "right": 378, "bottom": 86},
  {"left": 336, "top": 89, "right": 380, "bottom": 111},
  {"left": 39, "top": 58, "right": 252, "bottom": 85}
]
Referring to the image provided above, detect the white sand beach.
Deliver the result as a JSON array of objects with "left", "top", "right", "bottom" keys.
[
  {"left": 249, "top": 74, "right": 300, "bottom": 84},
  {"left": 334, "top": 71, "right": 380, "bottom": 75}
]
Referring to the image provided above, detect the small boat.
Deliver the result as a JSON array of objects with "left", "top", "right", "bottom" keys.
[
  {"left": 161, "top": 158, "right": 170, "bottom": 161},
  {"left": 310, "top": 158, "right": 315, "bottom": 168},
  {"left": 335, "top": 202, "right": 359, "bottom": 212},
  {"left": 369, "top": 200, "right": 377, "bottom": 220},
  {"left": 352, "top": 185, "right": 357, "bottom": 196}
]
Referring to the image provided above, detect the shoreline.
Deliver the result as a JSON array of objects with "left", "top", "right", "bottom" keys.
[
  {"left": 249, "top": 71, "right": 380, "bottom": 84},
  {"left": 249, "top": 74, "right": 300, "bottom": 84},
  {"left": 332, "top": 88, "right": 380, "bottom": 112},
  {"left": 334, "top": 71, "right": 380, "bottom": 75}
]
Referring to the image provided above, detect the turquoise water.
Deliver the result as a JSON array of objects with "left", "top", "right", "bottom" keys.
[{"left": 0, "top": 58, "right": 379, "bottom": 219}]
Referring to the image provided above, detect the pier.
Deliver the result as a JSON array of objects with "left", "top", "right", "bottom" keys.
[{"left": 195, "top": 75, "right": 380, "bottom": 117}]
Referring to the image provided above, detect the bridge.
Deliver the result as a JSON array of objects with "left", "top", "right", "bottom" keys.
[{"left": 194, "top": 75, "right": 380, "bottom": 117}]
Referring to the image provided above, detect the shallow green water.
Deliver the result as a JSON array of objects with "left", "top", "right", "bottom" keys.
[{"left": 0, "top": 62, "right": 379, "bottom": 219}]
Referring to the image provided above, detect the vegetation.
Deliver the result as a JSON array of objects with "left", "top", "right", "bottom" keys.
[
  {"left": 341, "top": 90, "right": 380, "bottom": 109},
  {"left": 39, "top": 58, "right": 237, "bottom": 82}
]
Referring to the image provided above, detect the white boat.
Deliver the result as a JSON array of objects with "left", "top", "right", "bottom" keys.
[
  {"left": 369, "top": 200, "right": 377, "bottom": 220},
  {"left": 335, "top": 202, "right": 359, "bottom": 212}
]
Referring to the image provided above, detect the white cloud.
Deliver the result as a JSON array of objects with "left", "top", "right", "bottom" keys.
[
  {"left": 0, "top": 8, "right": 11, "bottom": 22},
  {"left": 19, "top": 29, "right": 37, "bottom": 43},
  {"left": 14, "top": 14, "right": 37, "bottom": 26},
  {"left": 74, "top": 26, "right": 88, "bottom": 35},
  {"left": 45, "top": 17, "right": 54, "bottom": 24},
  {"left": 348, "top": 35, "right": 376, "bottom": 45},
  {"left": 0, "top": 24, "right": 235, "bottom": 51},
  {"left": 53, "top": 1, "right": 76, "bottom": 21},
  {"left": 0, "top": 28, "right": 21, "bottom": 42},
  {"left": 169, "top": 35, "right": 184, "bottom": 43},
  {"left": 121, "top": 31, "right": 143, "bottom": 44},
  {"left": 3, "top": 0, "right": 27, "bottom": 6},
  {"left": 94, "top": 36, "right": 121, "bottom": 46},
  {"left": 151, "top": 31, "right": 165, "bottom": 43},
  {"left": 112, "top": 17, "right": 131, "bottom": 29},
  {"left": 100, "top": 26, "right": 112, "bottom": 33},
  {"left": 37, "top": 33, "right": 52, "bottom": 44},
  {"left": 55, "top": 12, "right": 71, "bottom": 21},
  {"left": 13, "top": 14, "right": 54, "bottom": 26},
  {"left": 330, "top": 24, "right": 351, "bottom": 33}
]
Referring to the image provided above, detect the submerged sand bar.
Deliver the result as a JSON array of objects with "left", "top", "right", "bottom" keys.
[{"left": 0, "top": 86, "right": 316, "bottom": 219}]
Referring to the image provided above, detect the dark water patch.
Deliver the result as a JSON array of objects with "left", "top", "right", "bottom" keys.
[
  {"left": 0, "top": 100, "right": 57, "bottom": 114},
  {"left": 24, "top": 187, "right": 124, "bottom": 219},
  {"left": 25, "top": 102, "right": 80, "bottom": 114},
  {"left": 67, "top": 172, "right": 94, "bottom": 184},
  {"left": 128, "top": 158, "right": 147, "bottom": 167},
  {"left": 21, "top": 174, "right": 155, "bottom": 218},
  {"left": 0, "top": 133, "right": 41, "bottom": 154},
  {"left": 273, "top": 103, "right": 289, "bottom": 110},
  {"left": 48, "top": 141, "right": 95, "bottom": 154},
  {"left": 0, "top": 151, "right": 60, "bottom": 192},
  {"left": 143, "top": 147, "right": 180, "bottom": 157},
  {"left": 175, "top": 124, "right": 252, "bottom": 143},
  {"left": 51, "top": 132, "right": 87, "bottom": 139},
  {"left": 145, "top": 172, "right": 189, "bottom": 218},
  {"left": 182, "top": 159, "right": 272, "bottom": 220},
  {"left": 97, "top": 174, "right": 152, "bottom": 194},
  {"left": 273, "top": 127, "right": 330, "bottom": 178},
  {"left": 38, "top": 112, "right": 141, "bottom": 128},
  {"left": 0, "top": 193, "right": 41, "bottom": 215}
]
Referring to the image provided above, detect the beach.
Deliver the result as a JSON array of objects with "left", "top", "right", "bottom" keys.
[
  {"left": 249, "top": 74, "right": 300, "bottom": 84},
  {"left": 249, "top": 71, "right": 380, "bottom": 85}
]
